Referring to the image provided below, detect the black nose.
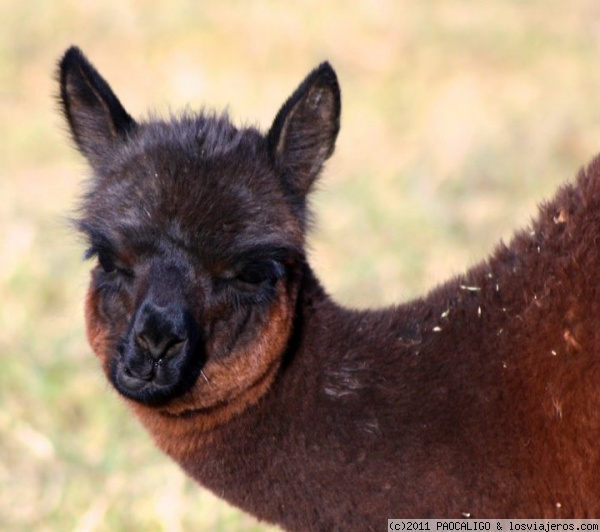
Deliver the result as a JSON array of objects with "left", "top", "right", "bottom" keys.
[
  {"left": 135, "top": 330, "right": 186, "bottom": 360},
  {"left": 133, "top": 302, "right": 188, "bottom": 360},
  {"left": 111, "top": 262, "right": 204, "bottom": 406}
]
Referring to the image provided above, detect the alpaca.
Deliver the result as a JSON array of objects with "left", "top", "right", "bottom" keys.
[{"left": 59, "top": 46, "right": 600, "bottom": 528}]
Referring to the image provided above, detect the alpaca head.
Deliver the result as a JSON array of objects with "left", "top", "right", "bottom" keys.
[{"left": 59, "top": 47, "right": 340, "bottom": 424}]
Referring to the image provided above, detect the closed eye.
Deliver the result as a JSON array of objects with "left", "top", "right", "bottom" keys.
[
  {"left": 212, "top": 244, "right": 301, "bottom": 304},
  {"left": 85, "top": 246, "right": 134, "bottom": 278},
  {"left": 236, "top": 260, "right": 284, "bottom": 285},
  {"left": 98, "top": 251, "right": 117, "bottom": 273},
  {"left": 218, "top": 260, "right": 285, "bottom": 300},
  {"left": 226, "top": 260, "right": 284, "bottom": 289},
  {"left": 98, "top": 254, "right": 134, "bottom": 278}
]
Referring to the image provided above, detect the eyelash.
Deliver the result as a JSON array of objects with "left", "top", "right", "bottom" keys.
[
  {"left": 93, "top": 250, "right": 134, "bottom": 279},
  {"left": 218, "top": 260, "right": 285, "bottom": 303},
  {"left": 233, "top": 260, "right": 284, "bottom": 285},
  {"left": 98, "top": 252, "right": 116, "bottom": 273}
]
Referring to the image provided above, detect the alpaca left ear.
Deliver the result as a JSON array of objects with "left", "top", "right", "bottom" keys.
[
  {"left": 267, "top": 62, "right": 341, "bottom": 202},
  {"left": 58, "top": 46, "right": 136, "bottom": 166}
]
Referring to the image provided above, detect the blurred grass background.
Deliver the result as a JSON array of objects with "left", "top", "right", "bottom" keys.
[{"left": 3, "top": 0, "right": 600, "bottom": 530}]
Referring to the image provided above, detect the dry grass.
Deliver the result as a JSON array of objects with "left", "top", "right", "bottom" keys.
[{"left": 3, "top": 0, "right": 600, "bottom": 529}]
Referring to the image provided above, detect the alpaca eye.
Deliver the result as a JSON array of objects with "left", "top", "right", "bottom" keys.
[
  {"left": 227, "top": 260, "right": 284, "bottom": 291},
  {"left": 237, "top": 263, "right": 271, "bottom": 285},
  {"left": 97, "top": 252, "right": 133, "bottom": 279},
  {"left": 98, "top": 253, "right": 116, "bottom": 273}
]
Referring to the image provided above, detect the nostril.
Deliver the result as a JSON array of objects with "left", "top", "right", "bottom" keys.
[
  {"left": 164, "top": 338, "right": 186, "bottom": 357},
  {"left": 135, "top": 331, "right": 186, "bottom": 360},
  {"left": 135, "top": 333, "right": 151, "bottom": 352}
]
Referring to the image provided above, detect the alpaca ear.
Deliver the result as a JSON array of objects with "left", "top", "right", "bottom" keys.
[
  {"left": 58, "top": 46, "right": 136, "bottom": 165},
  {"left": 268, "top": 62, "right": 341, "bottom": 201}
]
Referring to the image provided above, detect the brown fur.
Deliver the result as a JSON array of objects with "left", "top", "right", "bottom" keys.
[{"left": 59, "top": 46, "right": 600, "bottom": 528}]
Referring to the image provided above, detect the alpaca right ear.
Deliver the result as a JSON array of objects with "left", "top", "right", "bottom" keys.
[
  {"left": 267, "top": 62, "right": 341, "bottom": 203},
  {"left": 58, "top": 46, "right": 136, "bottom": 165}
]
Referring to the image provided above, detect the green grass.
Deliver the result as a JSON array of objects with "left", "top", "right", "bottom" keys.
[{"left": 3, "top": 0, "right": 600, "bottom": 529}]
